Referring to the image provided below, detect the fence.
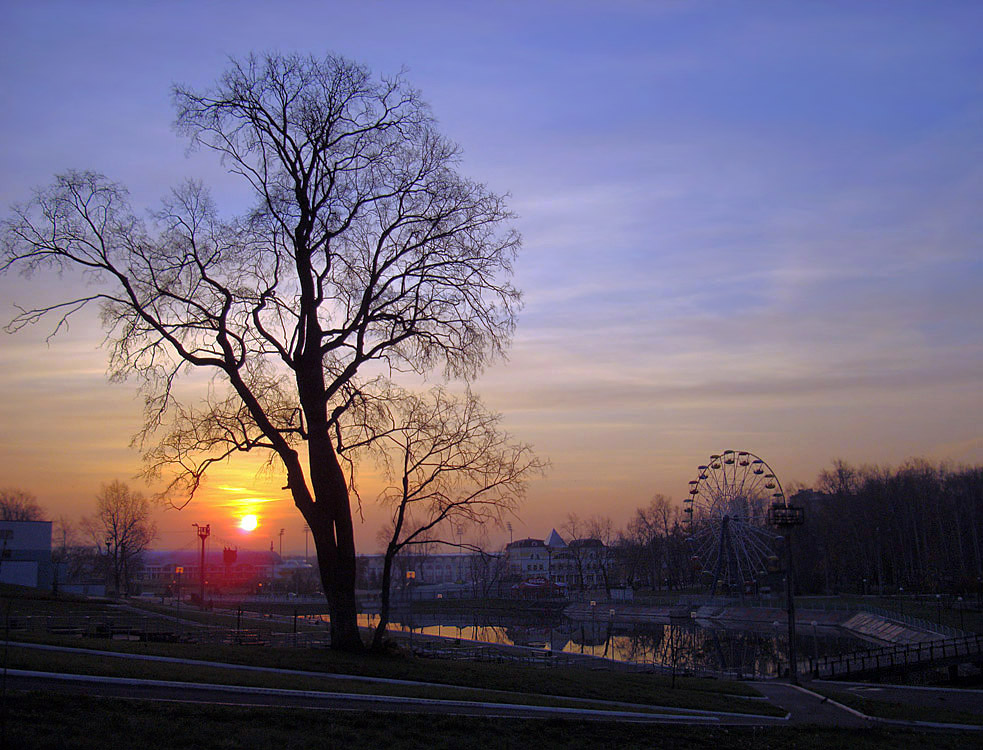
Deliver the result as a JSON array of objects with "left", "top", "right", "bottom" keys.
[
  {"left": 804, "top": 633, "right": 983, "bottom": 680},
  {"left": 2, "top": 611, "right": 333, "bottom": 649}
]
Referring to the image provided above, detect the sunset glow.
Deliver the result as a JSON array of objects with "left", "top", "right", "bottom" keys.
[
  {"left": 0, "top": 3, "right": 980, "bottom": 556},
  {"left": 240, "top": 514, "right": 258, "bottom": 532}
]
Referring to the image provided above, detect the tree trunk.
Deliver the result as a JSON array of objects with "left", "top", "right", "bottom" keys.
[
  {"left": 307, "top": 513, "right": 362, "bottom": 651},
  {"left": 292, "top": 430, "right": 363, "bottom": 651},
  {"left": 372, "top": 546, "right": 397, "bottom": 651}
]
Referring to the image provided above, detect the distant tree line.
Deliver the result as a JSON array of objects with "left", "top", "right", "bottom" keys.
[
  {"left": 579, "top": 459, "right": 983, "bottom": 597},
  {"left": 790, "top": 459, "right": 983, "bottom": 595}
]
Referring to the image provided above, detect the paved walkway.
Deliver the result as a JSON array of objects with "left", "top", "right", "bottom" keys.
[
  {"left": 813, "top": 679, "right": 983, "bottom": 720},
  {"left": 7, "top": 670, "right": 787, "bottom": 725},
  {"left": 1, "top": 641, "right": 782, "bottom": 725},
  {"left": 750, "top": 681, "right": 869, "bottom": 726}
]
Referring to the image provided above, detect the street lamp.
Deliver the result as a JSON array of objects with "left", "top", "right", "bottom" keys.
[
  {"left": 899, "top": 587, "right": 904, "bottom": 619},
  {"left": 193, "top": 523, "right": 210, "bottom": 609},
  {"left": 768, "top": 500, "right": 805, "bottom": 685},
  {"left": 590, "top": 600, "right": 597, "bottom": 655},
  {"left": 175, "top": 566, "right": 184, "bottom": 634},
  {"left": 105, "top": 537, "right": 116, "bottom": 595}
]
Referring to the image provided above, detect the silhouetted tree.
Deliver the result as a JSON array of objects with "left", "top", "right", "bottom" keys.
[
  {"left": 2, "top": 53, "right": 520, "bottom": 649},
  {"left": 367, "top": 388, "right": 543, "bottom": 649},
  {"left": 0, "top": 488, "right": 44, "bottom": 521},
  {"left": 623, "top": 495, "right": 686, "bottom": 591},
  {"left": 788, "top": 460, "right": 983, "bottom": 595},
  {"left": 81, "top": 480, "right": 156, "bottom": 595}
]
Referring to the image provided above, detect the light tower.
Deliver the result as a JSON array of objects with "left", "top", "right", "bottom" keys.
[
  {"left": 192, "top": 523, "right": 210, "bottom": 609},
  {"left": 768, "top": 501, "right": 805, "bottom": 684}
]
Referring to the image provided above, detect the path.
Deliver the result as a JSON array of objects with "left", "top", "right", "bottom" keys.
[{"left": 750, "top": 681, "right": 869, "bottom": 726}]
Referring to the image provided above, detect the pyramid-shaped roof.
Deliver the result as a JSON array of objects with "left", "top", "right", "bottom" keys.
[{"left": 544, "top": 528, "right": 567, "bottom": 548}]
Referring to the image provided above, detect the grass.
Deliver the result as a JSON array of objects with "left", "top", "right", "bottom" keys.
[
  {"left": 1, "top": 636, "right": 781, "bottom": 716},
  {"left": 810, "top": 686, "right": 983, "bottom": 726},
  {"left": 1, "top": 644, "right": 715, "bottom": 715},
  {"left": 3, "top": 692, "right": 978, "bottom": 750},
  {"left": 0, "top": 586, "right": 779, "bottom": 717}
]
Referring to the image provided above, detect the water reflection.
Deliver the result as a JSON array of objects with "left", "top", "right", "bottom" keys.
[{"left": 354, "top": 611, "right": 864, "bottom": 678}]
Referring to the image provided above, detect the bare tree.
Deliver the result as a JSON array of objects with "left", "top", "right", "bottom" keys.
[
  {"left": 623, "top": 495, "right": 690, "bottom": 591},
  {"left": 0, "top": 488, "right": 44, "bottom": 521},
  {"left": 51, "top": 515, "right": 82, "bottom": 594},
  {"left": 81, "top": 480, "right": 156, "bottom": 595},
  {"left": 585, "top": 515, "right": 615, "bottom": 595},
  {"left": 367, "top": 388, "right": 543, "bottom": 649},
  {"left": 2, "top": 53, "right": 520, "bottom": 649}
]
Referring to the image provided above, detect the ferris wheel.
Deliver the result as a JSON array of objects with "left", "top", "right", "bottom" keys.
[{"left": 684, "top": 450, "right": 784, "bottom": 596}]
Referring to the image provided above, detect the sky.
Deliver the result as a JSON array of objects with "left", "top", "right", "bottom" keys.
[{"left": 1, "top": 1, "right": 981, "bottom": 556}]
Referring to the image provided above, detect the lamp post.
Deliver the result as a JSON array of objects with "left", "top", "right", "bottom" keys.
[
  {"left": 899, "top": 587, "right": 904, "bottom": 619},
  {"left": 590, "top": 600, "right": 597, "bottom": 655},
  {"left": 192, "top": 523, "right": 210, "bottom": 609},
  {"left": 175, "top": 566, "right": 183, "bottom": 633},
  {"left": 768, "top": 500, "right": 805, "bottom": 685},
  {"left": 105, "top": 537, "right": 115, "bottom": 595},
  {"left": 670, "top": 623, "right": 677, "bottom": 689}
]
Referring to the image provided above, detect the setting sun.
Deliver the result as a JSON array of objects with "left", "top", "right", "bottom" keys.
[{"left": 240, "top": 514, "right": 258, "bottom": 532}]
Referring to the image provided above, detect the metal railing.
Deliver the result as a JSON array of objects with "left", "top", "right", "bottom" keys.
[
  {"left": 853, "top": 605, "right": 966, "bottom": 638},
  {"left": 803, "top": 633, "right": 983, "bottom": 680},
  {"left": 2, "top": 611, "right": 332, "bottom": 648}
]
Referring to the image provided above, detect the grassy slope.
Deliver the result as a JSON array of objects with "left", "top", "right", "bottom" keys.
[
  {"left": 4, "top": 693, "right": 978, "bottom": 750},
  {"left": 3, "top": 638, "right": 781, "bottom": 716},
  {"left": 0, "top": 586, "right": 776, "bottom": 716},
  {"left": 810, "top": 686, "right": 983, "bottom": 726}
]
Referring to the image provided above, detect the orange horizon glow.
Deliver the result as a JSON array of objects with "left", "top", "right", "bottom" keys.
[{"left": 240, "top": 514, "right": 258, "bottom": 532}]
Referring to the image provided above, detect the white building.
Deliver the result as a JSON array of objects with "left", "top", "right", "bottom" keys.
[
  {"left": 357, "top": 552, "right": 481, "bottom": 588},
  {"left": 0, "top": 520, "right": 54, "bottom": 590},
  {"left": 506, "top": 529, "right": 608, "bottom": 590}
]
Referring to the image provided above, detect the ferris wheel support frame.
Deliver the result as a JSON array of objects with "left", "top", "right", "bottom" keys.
[{"left": 685, "top": 450, "right": 786, "bottom": 599}]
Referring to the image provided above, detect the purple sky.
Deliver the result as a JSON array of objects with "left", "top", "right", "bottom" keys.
[{"left": 1, "top": 1, "right": 981, "bottom": 553}]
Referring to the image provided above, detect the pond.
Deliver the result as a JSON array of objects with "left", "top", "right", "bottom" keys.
[{"left": 354, "top": 610, "right": 868, "bottom": 678}]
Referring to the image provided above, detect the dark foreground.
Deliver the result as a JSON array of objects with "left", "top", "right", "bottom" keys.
[{"left": 3, "top": 692, "right": 977, "bottom": 750}]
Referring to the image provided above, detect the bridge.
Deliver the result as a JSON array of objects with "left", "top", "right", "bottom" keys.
[{"left": 803, "top": 633, "right": 983, "bottom": 680}]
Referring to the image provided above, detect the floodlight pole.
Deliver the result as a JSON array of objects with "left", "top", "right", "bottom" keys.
[
  {"left": 193, "top": 523, "right": 210, "bottom": 610},
  {"left": 769, "top": 503, "right": 805, "bottom": 684}
]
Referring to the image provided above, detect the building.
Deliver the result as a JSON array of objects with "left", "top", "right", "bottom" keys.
[
  {"left": 505, "top": 529, "right": 610, "bottom": 591},
  {"left": 505, "top": 538, "right": 549, "bottom": 580},
  {"left": 138, "top": 548, "right": 293, "bottom": 593},
  {"left": 352, "top": 528, "right": 614, "bottom": 598},
  {"left": 357, "top": 552, "right": 483, "bottom": 588},
  {"left": 0, "top": 520, "right": 54, "bottom": 590}
]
